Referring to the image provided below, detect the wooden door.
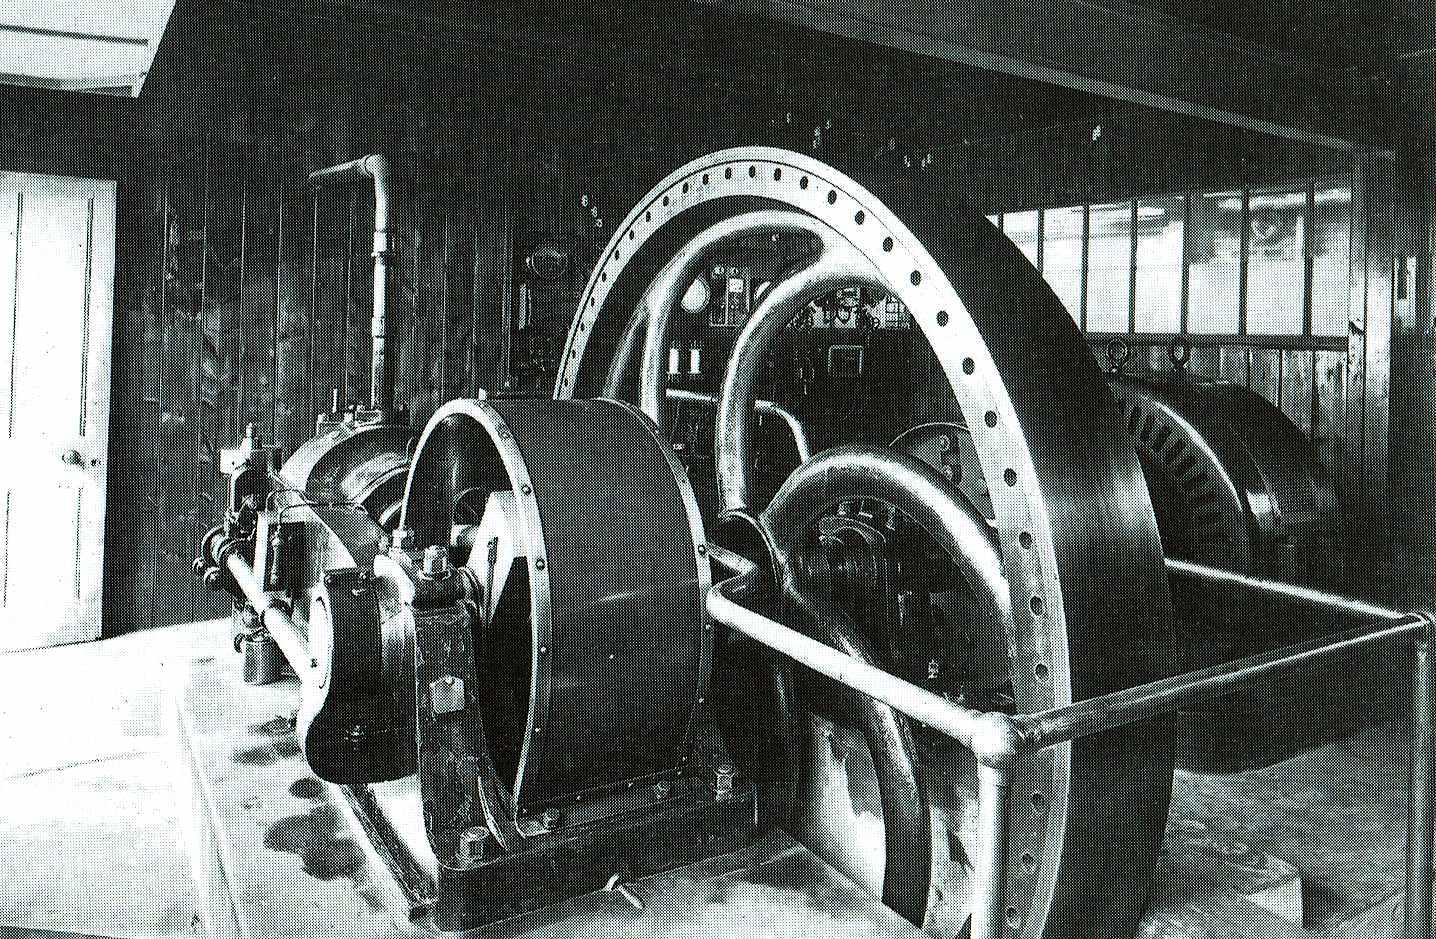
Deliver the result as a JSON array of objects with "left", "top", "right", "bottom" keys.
[{"left": 0, "top": 173, "right": 116, "bottom": 650}]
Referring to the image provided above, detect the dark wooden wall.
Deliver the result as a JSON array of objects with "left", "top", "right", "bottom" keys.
[
  {"left": 92, "top": 0, "right": 1117, "bottom": 632},
  {"left": 3, "top": 0, "right": 1413, "bottom": 631}
]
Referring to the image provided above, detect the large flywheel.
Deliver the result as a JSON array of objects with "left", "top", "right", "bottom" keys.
[{"left": 555, "top": 148, "right": 1176, "bottom": 939}]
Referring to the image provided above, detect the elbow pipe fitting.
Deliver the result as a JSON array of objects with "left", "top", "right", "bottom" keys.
[
  {"left": 310, "top": 153, "right": 393, "bottom": 247},
  {"left": 968, "top": 710, "right": 1038, "bottom": 771}
]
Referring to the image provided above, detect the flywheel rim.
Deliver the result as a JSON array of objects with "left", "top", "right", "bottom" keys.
[{"left": 556, "top": 147, "right": 1175, "bottom": 939}]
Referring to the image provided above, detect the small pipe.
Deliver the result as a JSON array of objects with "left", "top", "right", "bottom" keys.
[
  {"left": 310, "top": 154, "right": 395, "bottom": 413},
  {"left": 1021, "top": 613, "right": 1429, "bottom": 751},
  {"left": 707, "top": 571, "right": 1019, "bottom": 764},
  {"left": 970, "top": 764, "right": 1012, "bottom": 939},
  {"left": 705, "top": 542, "right": 757, "bottom": 578},
  {"left": 778, "top": 570, "right": 932, "bottom": 924},
  {"left": 1167, "top": 556, "right": 1409, "bottom": 623},
  {"left": 716, "top": 244, "right": 882, "bottom": 512},
  {"left": 666, "top": 388, "right": 813, "bottom": 462},
  {"left": 223, "top": 549, "right": 311, "bottom": 679},
  {"left": 1406, "top": 624, "right": 1436, "bottom": 939}
]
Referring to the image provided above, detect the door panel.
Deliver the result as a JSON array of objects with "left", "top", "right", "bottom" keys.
[{"left": 0, "top": 173, "right": 116, "bottom": 650}]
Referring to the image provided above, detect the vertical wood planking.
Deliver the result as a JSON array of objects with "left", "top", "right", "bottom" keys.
[
  {"left": 274, "top": 171, "right": 313, "bottom": 457},
  {"left": 1218, "top": 345, "right": 1249, "bottom": 385},
  {"left": 1314, "top": 350, "right": 1348, "bottom": 491},
  {"left": 1281, "top": 348, "right": 1314, "bottom": 438},
  {"left": 311, "top": 187, "right": 348, "bottom": 418},
  {"left": 1190, "top": 345, "right": 1222, "bottom": 380},
  {"left": 240, "top": 140, "right": 280, "bottom": 445},
  {"left": 342, "top": 191, "right": 364, "bottom": 409},
  {"left": 1249, "top": 347, "right": 1282, "bottom": 407},
  {"left": 444, "top": 170, "right": 478, "bottom": 402},
  {"left": 107, "top": 141, "right": 164, "bottom": 633},
  {"left": 1344, "top": 152, "right": 1370, "bottom": 536},
  {"left": 1362, "top": 157, "right": 1395, "bottom": 536}
]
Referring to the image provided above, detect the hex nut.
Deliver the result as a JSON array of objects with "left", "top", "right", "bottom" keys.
[
  {"left": 457, "top": 826, "right": 491, "bottom": 864},
  {"left": 713, "top": 761, "right": 735, "bottom": 798},
  {"left": 429, "top": 675, "right": 465, "bottom": 715},
  {"left": 421, "top": 545, "right": 451, "bottom": 579}
]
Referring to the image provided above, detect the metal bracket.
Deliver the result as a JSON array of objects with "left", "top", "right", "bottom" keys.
[
  {"left": 429, "top": 675, "right": 466, "bottom": 716},
  {"left": 411, "top": 597, "right": 523, "bottom": 866},
  {"left": 254, "top": 515, "right": 305, "bottom": 594}
]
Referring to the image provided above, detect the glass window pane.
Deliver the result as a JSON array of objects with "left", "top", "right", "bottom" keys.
[
  {"left": 1086, "top": 201, "right": 1132, "bottom": 332},
  {"left": 1310, "top": 185, "right": 1352, "bottom": 337},
  {"left": 1134, "top": 196, "right": 1184, "bottom": 333},
  {"left": 1246, "top": 186, "right": 1307, "bottom": 335},
  {"left": 1042, "top": 205, "right": 1084, "bottom": 324},
  {"left": 1187, "top": 190, "right": 1242, "bottom": 334},
  {"left": 1004, "top": 210, "right": 1041, "bottom": 270}
]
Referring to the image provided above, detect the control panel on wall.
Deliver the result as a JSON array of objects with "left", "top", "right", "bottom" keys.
[
  {"left": 661, "top": 262, "right": 916, "bottom": 513},
  {"left": 499, "top": 229, "right": 921, "bottom": 510},
  {"left": 501, "top": 239, "right": 574, "bottom": 396}
]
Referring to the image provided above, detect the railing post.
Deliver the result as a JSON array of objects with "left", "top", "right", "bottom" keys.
[
  {"left": 971, "top": 764, "right": 1012, "bottom": 939},
  {"left": 1406, "top": 615, "right": 1436, "bottom": 939}
]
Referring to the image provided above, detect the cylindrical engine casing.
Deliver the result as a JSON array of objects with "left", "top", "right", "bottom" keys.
[{"left": 401, "top": 397, "right": 712, "bottom": 814}]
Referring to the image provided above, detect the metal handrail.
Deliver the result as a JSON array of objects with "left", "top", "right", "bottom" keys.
[
  {"left": 705, "top": 555, "right": 1436, "bottom": 939},
  {"left": 1020, "top": 613, "right": 1426, "bottom": 749}
]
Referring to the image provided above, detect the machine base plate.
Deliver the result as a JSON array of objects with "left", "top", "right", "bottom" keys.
[{"left": 171, "top": 628, "right": 923, "bottom": 939}]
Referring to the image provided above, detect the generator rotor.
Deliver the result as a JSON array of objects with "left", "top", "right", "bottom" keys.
[{"left": 556, "top": 147, "right": 1177, "bottom": 939}]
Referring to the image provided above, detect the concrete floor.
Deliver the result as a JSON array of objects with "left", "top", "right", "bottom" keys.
[
  {"left": 0, "top": 620, "right": 1421, "bottom": 939},
  {"left": 0, "top": 624, "right": 210, "bottom": 939}
]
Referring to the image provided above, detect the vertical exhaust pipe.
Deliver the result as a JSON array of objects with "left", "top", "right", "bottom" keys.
[{"left": 309, "top": 154, "right": 396, "bottom": 416}]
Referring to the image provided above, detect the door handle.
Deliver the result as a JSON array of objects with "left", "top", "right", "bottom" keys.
[{"left": 61, "top": 449, "right": 83, "bottom": 465}]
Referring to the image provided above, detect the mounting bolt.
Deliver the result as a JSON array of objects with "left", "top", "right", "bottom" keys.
[
  {"left": 605, "top": 874, "right": 645, "bottom": 911},
  {"left": 539, "top": 809, "right": 562, "bottom": 831},
  {"left": 421, "top": 545, "right": 451, "bottom": 579},
  {"left": 713, "top": 761, "right": 735, "bottom": 799},
  {"left": 652, "top": 779, "right": 672, "bottom": 800},
  {"left": 457, "top": 826, "right": 491, "bottom": 865}
]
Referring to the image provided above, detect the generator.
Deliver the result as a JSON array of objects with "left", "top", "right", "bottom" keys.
[{"left": 194, "top": 147, "right": 1356, "bottom": 939}]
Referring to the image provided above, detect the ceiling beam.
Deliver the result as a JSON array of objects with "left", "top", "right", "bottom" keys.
[
  {"left": 0, "top": 21, "right": 150, "bottom": 47},
  {"left": 695, "top": 0, "right": 1372, "bottom": 153},
  {"left": 0, "top": 70, "right": 147, "bottom": 97}
]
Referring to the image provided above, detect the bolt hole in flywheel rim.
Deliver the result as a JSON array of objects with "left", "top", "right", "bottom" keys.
[{"left": 555, "top": 148, "right": 1175, "bottom": 939}]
